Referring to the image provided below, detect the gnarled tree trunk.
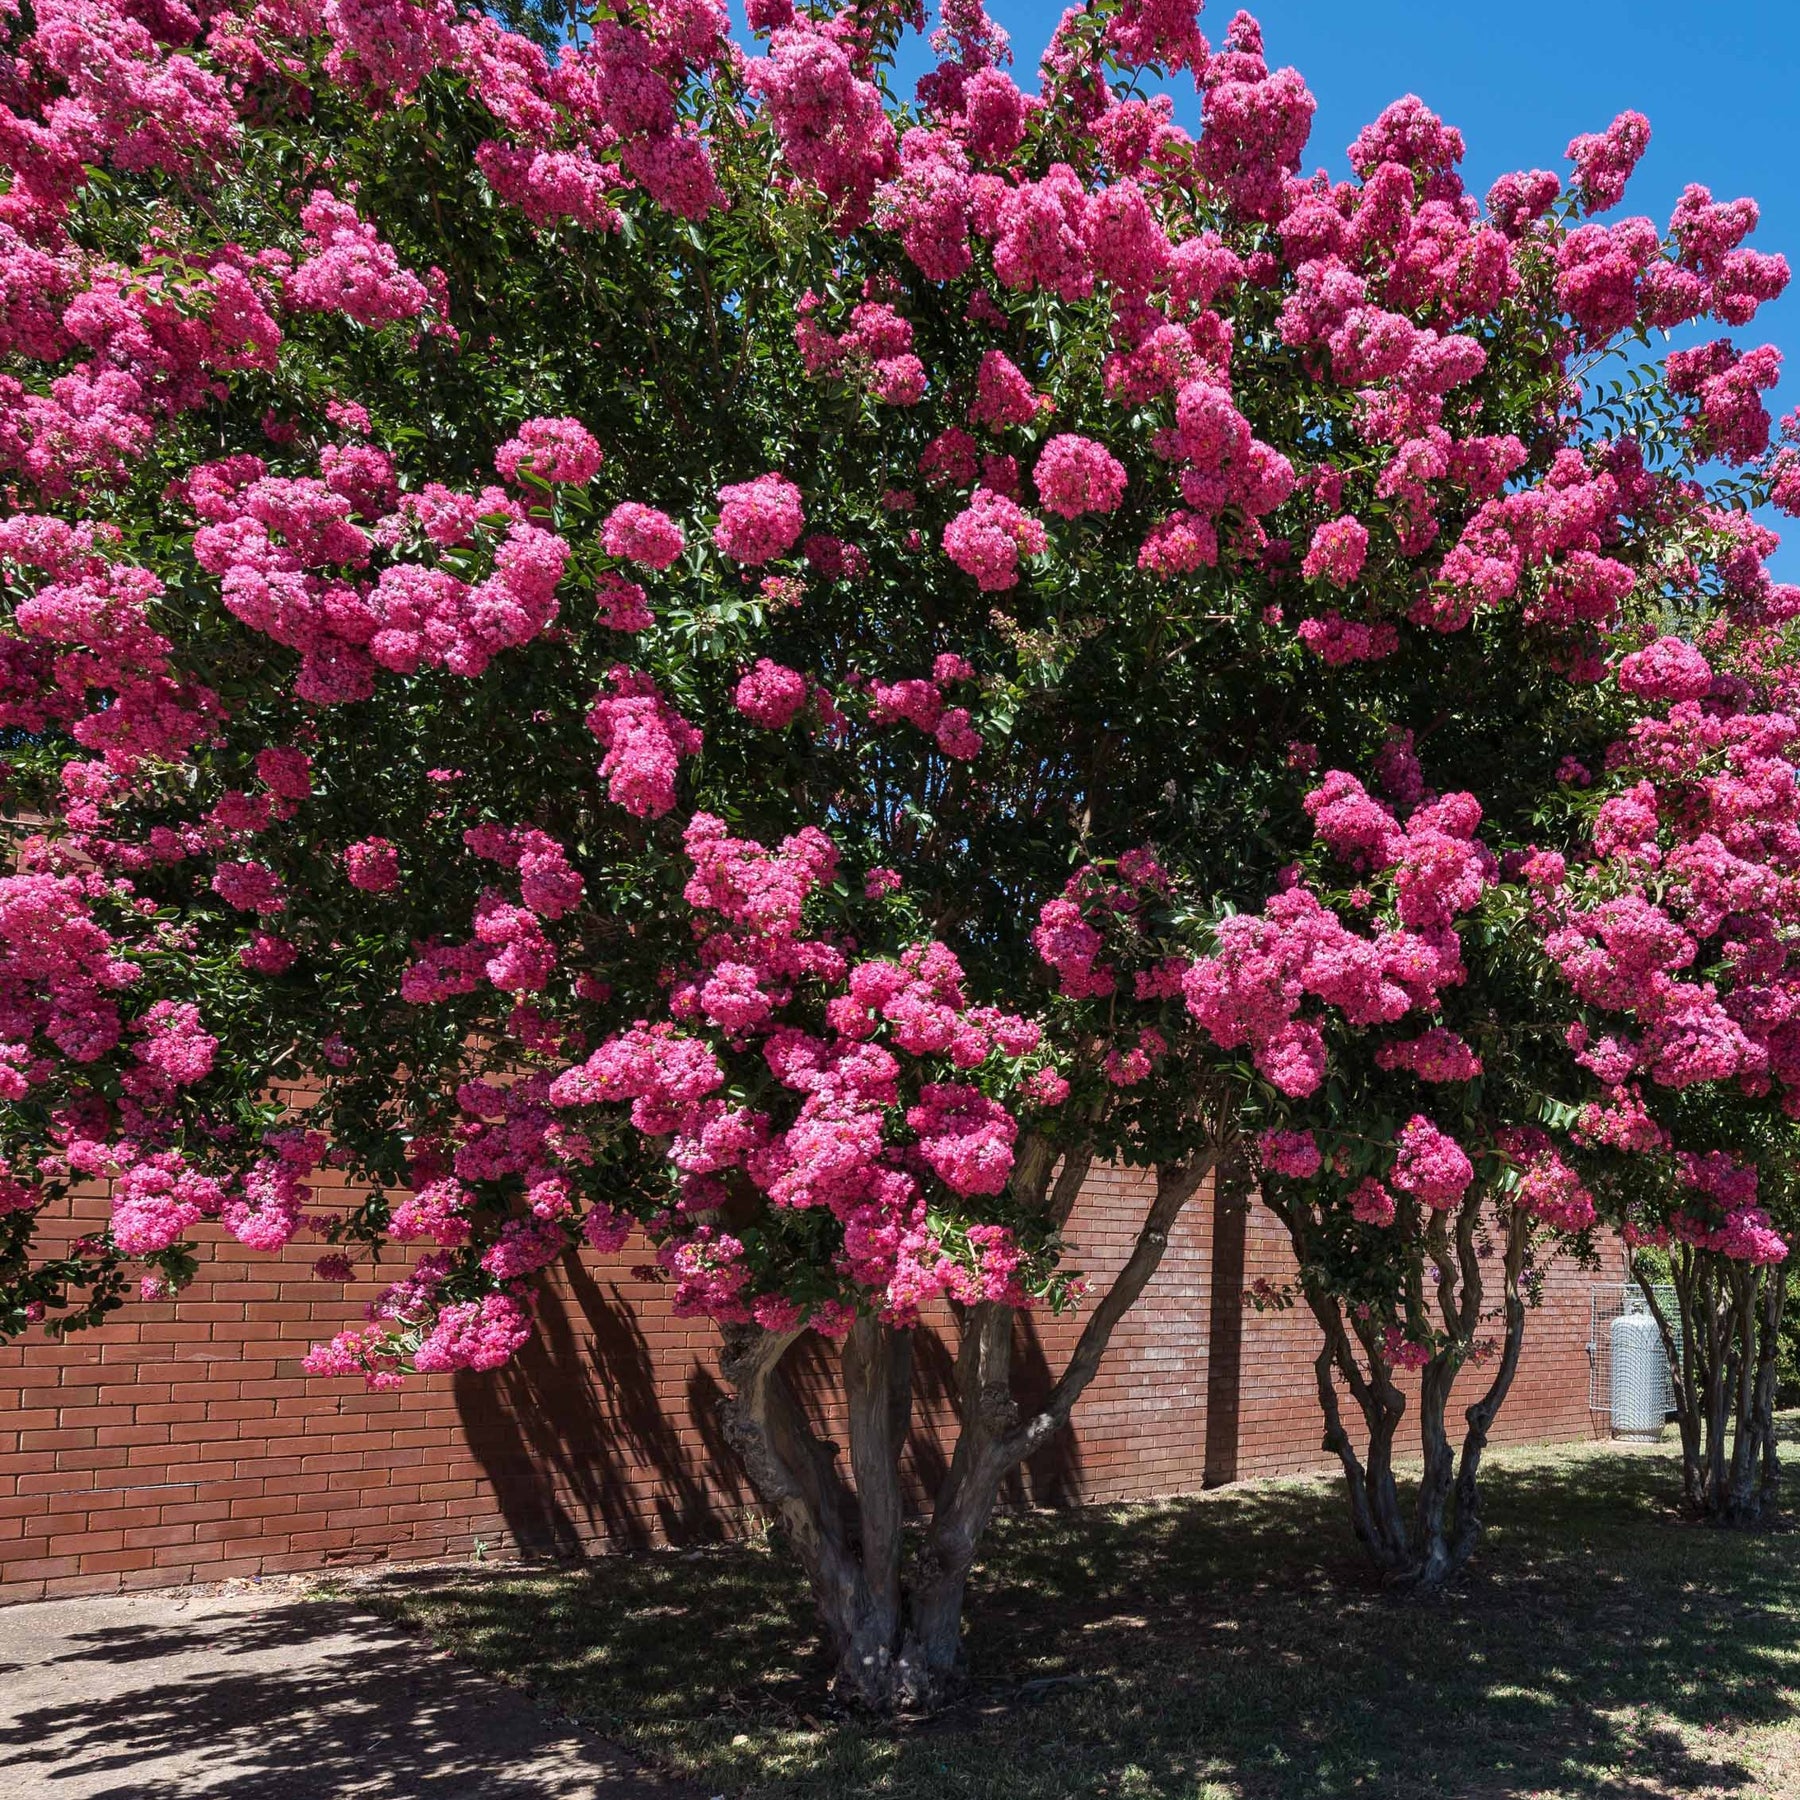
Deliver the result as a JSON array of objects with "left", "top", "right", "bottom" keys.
[
  {"left": 1279, "top": 1188, "right": 1533, "bottom": 1592},
  {"left": 1635, "top": 1248, "right": 1783, "bottom": 1527},
  {"left": 716, "top": 1140, "right": 1216, "bottom": 1711}
]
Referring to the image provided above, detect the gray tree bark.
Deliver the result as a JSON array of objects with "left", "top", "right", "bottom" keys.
[
  {"left": 1635, "top": 1249, "right": 1784, "bottom": 1527},
  {"left": 1281, "top": 1190, "right": 1533, "bottom": 1591},
  {"left": 715, "top": 1139, "right": 1217, "bottom": 1711}
]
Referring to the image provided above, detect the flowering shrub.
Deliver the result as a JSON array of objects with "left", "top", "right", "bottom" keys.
[{"left": 2, "top": 0, "right": 1799, "bottom": 1700}]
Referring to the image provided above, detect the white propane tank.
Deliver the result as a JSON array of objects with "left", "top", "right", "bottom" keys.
[{"left": 1610, "top": 1311, "right": 1667, "bottom": 1440}]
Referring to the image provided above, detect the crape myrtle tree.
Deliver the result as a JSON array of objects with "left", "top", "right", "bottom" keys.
[
  {"left": 1621, "top": 1117, "right": 1795, "bottom": 1527},
  {"left": 1237, "top": 569, "right": 1800, "bottom": 1578},
  {"left": 1117, "top": 84, "right": 1800, "bottom": 1580},
  {"left": 1528, "top": 584, "right": 1800, "bottom": 1527},
  {"left": 0, "top": 0, "right": 1796, "bottom": 1705}
]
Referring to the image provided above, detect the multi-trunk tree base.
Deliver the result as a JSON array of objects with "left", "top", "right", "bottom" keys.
[
  {"left": 717, "top": 1148, "right": 1215, "bottom": 1713},
  {"left": 1637, "top": 1251, "right": 1785, "bottom": 1531},
  {"left": 1280, "top": 1195, "right": 1534, "bottom": 1595}
]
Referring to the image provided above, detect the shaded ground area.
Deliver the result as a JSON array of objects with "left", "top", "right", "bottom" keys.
[
  {"left": 0, "top": 1585, "right": 698, "bottom": 1799},
  {"left": 364, "top": 1436, "right": 1800, "bottom": 1800}
]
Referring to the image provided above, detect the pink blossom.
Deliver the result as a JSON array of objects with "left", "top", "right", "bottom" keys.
[
  {"left": 992, "top": 165, "right": 1092, "bottom": 300},
  {"left": 734, "top": 659, "right": 808, "bottom": 729},
  {"left": 942, "top": 488, "right": 1046, "bottom": 590},
  {"left": 413, "top": 1293, "right": 534, "bottom": 1372},
  {"left": 1302, "top": 516, "right": 1369, "bottom": 589},
  {"left": 1349, "top": 1178, "right": 1396, "bottom": 1226},
  {"left": 746, "top": 23, "right": 898, "bottom": 224},
  {"left": 494, "top": 416, "right": 603, "bottom": 487},
  {"left": 1514, "top": 1152, "right": 1596, "bottom": 1231},
  {"left": 285, "top": 191, "right": 432, "bottom": 329},
  {"left": 968, "top": 350, "right": 1045, "bottom": 430},
  {"left": 597, "top": 574, "right": 653, "bottom": 632},
  {"left": 110, "top": 1152, "right": 226, "bottom": 1255},
  {"left": 1138, "top": 511, "right": 1218, "bottom": 576},
  {"left": 906, "top": 1083, "right": 1018, "bottom": 1196},
  {"left": 1374, "top": 1028, "right": 1482, "bottom": 1083},
  {"left": 389, "top": 1177, "right": 473, "bottom": 1248},
  {"left": 1567, "top": 111, "right": 1650, "bottom": 214},
  {"left": 344, "top": 837, "right": 399, "bottom": 892},
  {"left": 1390, "top": 1115, "right": 1474, "bottom": 1211},
  {"left": 1258, "top": 1128, "right": 1321, "bottom": 1179},
  {"left": 212, "top": 859, "right": 286, "bottom": 914},
  {"left": 1295, "top": 612, "right": 1398, "bottom": 666},
  {"left": 1033, "top": 434, "right": 1127, "bottom": 519},
  {"left": 713, "top": 473, "right": 805, "bottom": 564},
  {"left": 1617, "top": 636, "right": 1713, "bottom": 704},
  {"left": 587, "top": 667, "right": 703, "bottom": 817},
  {"left": 481, "top": 1218, "right": 567, "bottom": 1280},
  {"left": 602, "top": 502, "right": 685, "bottom": 569}
]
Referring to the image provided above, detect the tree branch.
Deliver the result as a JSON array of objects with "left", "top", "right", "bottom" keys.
[{"left": 999, "top": 1151, "right": 1214, "bottom": 1464}]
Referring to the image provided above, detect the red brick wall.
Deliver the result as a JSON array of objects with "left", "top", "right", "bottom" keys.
[{"left": 0, "top": 1167, "right": 1623, "bottom": 1602}]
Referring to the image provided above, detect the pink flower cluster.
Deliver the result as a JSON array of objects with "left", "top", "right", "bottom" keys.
[
  {"left": 285, "top": 190, "right": 435, "bottom": 330},
  {"left": 536, "top": 811, "right": 1053, "bottom": 1328},
  {"left": 734, "top": 659, "right": 809, "bottom": 729},
  {"left": 1388, "top": 1114, "right": 1473, "bottom": 1211},
  {"left": 344, "top": 838, "right": 399, "bottom": 893},
  {"left": 1032, "top": 433, "right": 1127, "bottom": 520},
  {"left": 586, "top": 667, "right": 704, "bottom": 817},
  {"left": 181, "top": 451, "right": 571, "bottom": 700},
  {"left": 494, "top": 416, "right": 604, "bottom": 487},
  {"left": 1184, "top": 820, "right": 1477, "bottom": 1097},
  {"left": 713, "top": 473, "right": 805, "bottom": 565},
  {"left": 1257, "top": 1128, "right": 1321, "bottom": 1179},
  {"left": 746, "top": 22, "right": 898, "bottom": 225},
  {"left": 942, "top": 487, "right": 1047, "bottom": 591},
  {"left": 867, "top": 653, "right": 982, "bottom": 761},
  {"left": 1302, "top": 516, "right": 1369, "bottom": 589},
  {"left": 796, "top": 296, "right": 926, "bottom": 406},
  {"left": 602, "top": 503, "right": 685, "bottom": 569}
]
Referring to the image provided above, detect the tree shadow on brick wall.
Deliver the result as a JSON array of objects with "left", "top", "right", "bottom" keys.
[
  {"left": 456, "top": 1254, "right": 719, "bottom": 1558},
  {"left": 460, "top": 1275, "right": 1086, "bottom": 1563},
  {"left": 902, "top": 1314, "right": 1085, "bottom": 1510}
]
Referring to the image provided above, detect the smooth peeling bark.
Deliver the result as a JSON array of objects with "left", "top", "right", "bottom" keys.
[
  {"left": 716, "top": 1143, "right": 1215, "bottom": 1711},
  {"left": 1284, "top": 1190, "right": 1534, "bottom": 1590},
  {"left": 1636, "top": 1249, "right": 1785, "bottom": 1527},
  {"left": 1407, "top": 1206, "right": 1531, "bottom": 1591}
]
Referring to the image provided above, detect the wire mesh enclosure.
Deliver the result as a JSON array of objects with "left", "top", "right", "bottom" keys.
[{"left": 1587, "top": 1283, "right": 1680, "bottom": 1438}]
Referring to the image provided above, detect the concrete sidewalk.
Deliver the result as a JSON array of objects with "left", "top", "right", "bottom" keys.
[{"left": 0, "top": 1583, "right": 702, "bottom": 1798}]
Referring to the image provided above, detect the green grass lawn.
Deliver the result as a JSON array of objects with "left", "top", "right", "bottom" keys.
[{"left": 353, "top": 1433, "right": 1800, "bottom": 1799}]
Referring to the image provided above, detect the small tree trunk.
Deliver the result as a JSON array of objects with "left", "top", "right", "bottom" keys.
[
  {"left": 1755, "top": 1271, "right": 1784, "bottom": 1515},
  {"left": 717, "top": 1317, "right": 930, "bottom": 1710},
  {"left": 1408, "top": 1350, "right": 1458, "bottom": 1591},
  {"left": 1641, "top": 1250, "right": 1784, "bottom": 1529},
  {"left": 1703, "top": 1258, "right": 1734, "bottom": 1512},
  {"left": 1444, "top": 1244, "right": 1529, "bottom": 1576},
  {"left": 1282, "top": 1193, "right": 1533, "bottom": 1593},
  {"left": 1305, "top": 1299, "right": 1411, "bottom": 1577},
  {"left": 1396, "top": 1208, "right": 1528, "bottom": 1594},
  {"left": 907, "top": 1151, "right": 1216, "bottom": 1686},
  {"left": 1723, "top": 1265, "right": 1763, "bottom": 1525}
]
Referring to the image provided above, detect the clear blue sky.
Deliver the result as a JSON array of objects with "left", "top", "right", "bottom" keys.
[{"left": 870, "top": 0, "right": 1800, "bottom": 577}]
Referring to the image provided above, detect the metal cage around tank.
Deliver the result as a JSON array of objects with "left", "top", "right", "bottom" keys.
[{"left": 1588, "top": 1282, "right": 1680, "bottom": 1438}]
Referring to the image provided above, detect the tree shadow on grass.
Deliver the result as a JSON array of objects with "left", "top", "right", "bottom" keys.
[{"left": 367, "top": 1441, "right": 1800, "bottom": 1799}]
